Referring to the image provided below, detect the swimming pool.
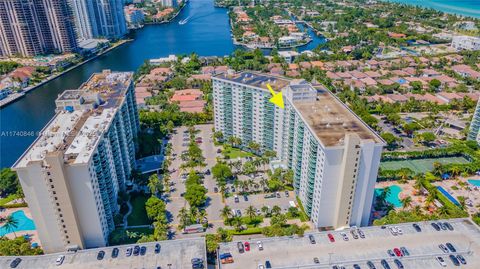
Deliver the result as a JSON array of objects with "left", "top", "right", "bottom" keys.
[
  {"left": 468, "top": 179, "right": 480, "bottom": 187},
  {"left": 436, "top": 186, "right": 461, "bottom": 207},
  {"left": 375, "top": 185, "right": 403, "bottom": 208},
  {"left": 0, "top": 210, "right": 36, "bottom": 236}
]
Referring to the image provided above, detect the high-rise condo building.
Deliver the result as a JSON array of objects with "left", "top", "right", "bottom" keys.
[
  {"left": 0, "top": 0, "right": 78, "bottom": 57},
  {"left": 159, "top": 0, "right": 178, "bottom": 7},
  {"left": 213, "top": 72, "right": 385, "bottom": 229},
  {"left": 468, "top": 99, "right": 480, "bottom": 144},
  {"left": 13, "top": 70, "right": 139, "bottom": 253},
  {"left": 69, "top": 0, "right": 127, "bottom": 40}
]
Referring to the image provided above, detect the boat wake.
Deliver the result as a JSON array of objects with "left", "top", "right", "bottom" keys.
[{"left": 178, "top": 16, "right": 191, "bottom": 25}]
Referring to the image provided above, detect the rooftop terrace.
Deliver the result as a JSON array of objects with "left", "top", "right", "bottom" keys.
[
  {"left": 215, "top": 72, "right": 290, "bottom": 92},
  {"left": 294, "top": 86, "right": 384, "bottom": 147},
  {"left": 14, "top": 71, "right": 133, "bottom": 168}
]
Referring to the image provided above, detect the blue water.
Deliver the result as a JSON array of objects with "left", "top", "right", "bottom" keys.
[
  {"left": 0, "top": 210, "right": 36, "bottom": 236},
  {"left": 0, "top": 0, "right": 325, "bottom": 169},
  {"left": 468, "top": 179, "right": 480, "bottom": 187},
  {"left": 436, "top": 186, "right": 461, "bottom": 207},
  {"left": 375, "top": 185, "right": 403, "bottom": 208},
  {"left": 387, "top": 0, "right": 480, "bottom": 18}
]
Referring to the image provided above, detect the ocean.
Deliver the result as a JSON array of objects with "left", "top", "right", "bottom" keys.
[{"left": 387, "top": 0, "right": 480, "bottom": 18}]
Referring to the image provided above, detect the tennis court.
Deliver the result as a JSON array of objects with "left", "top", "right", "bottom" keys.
[{"left": 380, "top": 156, "right": 470, "bottom": 174}]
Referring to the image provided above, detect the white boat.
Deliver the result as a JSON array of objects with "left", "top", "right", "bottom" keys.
[{"left": 178, "top": 16, "right": 191, "bottom": 25}]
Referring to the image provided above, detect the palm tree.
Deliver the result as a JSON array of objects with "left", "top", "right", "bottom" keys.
[
  {"left": 177, "top": 207, "right": 190, "bottom": 230},
  {"left": 3, "top": 215, "right": 18, "bottom": 237},
  {"left": 413, "top": 176, "right": 423, "bottom": 191},
  {"left": 412, "top": 205, "right": 422, "bottom": 215},
  {"left": 401, "top": 196, "right": 412, "bottom": 210},
  {"left": 239, "top": 180, "right": 249, "bottom": 192},
  {"left": 271, "top": 205, "right": 282, "bottom": 215},
  {"left": 260, "top": 178, "right": 269, "bottom": 191},
  {"left": 231, "top": 217, "right": 243, "bottom": 231},
  {"left": 248, "top": 141, "right": 261, "bottom": 153},
  {"left": 261, "top": 205, "right": 270, "bottom": 217},
  {"left": 245, "top": 205, "right": 257, "bottom": 220},
  {"left": 220, "top": 206, "right": 233, "bottom": 220},
  {"left": 437, "top": 206, "right": 448, "bottom": 216},
  {"left": 147, "top": 174, "right": 162, "bottom": 195}
]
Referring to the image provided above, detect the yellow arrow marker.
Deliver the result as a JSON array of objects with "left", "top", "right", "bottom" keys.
[{"left": 267, "top": 83, "right": 284, "bottom": 109}]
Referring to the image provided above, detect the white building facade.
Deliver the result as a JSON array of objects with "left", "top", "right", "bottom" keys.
[
  {"left": 451, "top": 36, "right": 480, "bottom": 51},
  {"left": 469, "top": 99, "right": 480, "bottom": 144},
  {"left": 213, "top": 72, "right": 384, "bottom": 229},
  {"left": 69, "top": 0, "right": 127, "bottom": 40},
  {"left": 13, "top": 70, "right": 139, "bottom": 253}
]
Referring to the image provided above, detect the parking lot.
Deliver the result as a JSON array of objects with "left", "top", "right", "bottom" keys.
[
  {"left": 0, "top": 237, "right": 206, "bottom": 269},
  {"left": 218, "top": 218, "right": 480, "bottom": 269},
  {"left": 225, "top": 190, "right": 296, "bottom": 216}
]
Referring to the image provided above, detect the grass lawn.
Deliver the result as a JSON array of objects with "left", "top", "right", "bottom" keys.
[
  {"left": 223, "top": 146, "right": 254, "bottom": 159},
  {"left": 127, "top": 193, "right": 151, "bottom": 226},
  {"left": 0, "top": 194, "right": 20, "bottom": 206},
  {"left": 380, "top": 156, "right": 470, "bottom": 174},
  {"left": 109, "top": 227, "right": 153, "bottom": 246}
]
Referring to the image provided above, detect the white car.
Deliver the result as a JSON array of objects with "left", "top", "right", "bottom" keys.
[
  {"left": 340, "top": 232, "right": 349, "bottom": 241},
  {"left": 55, "top": 255, "right": 65, "bottom": 266},
  {"left": 395, "top": 226, "right": 403, "bottom": 235},
  {"left": 258, "top": 264, "right": 265, "bottom": 269},
  {"left": 389, "top": 227, "right": 398, "bottom": 236},
  {"left": 257, "top": 241, "right": 263, "bottom": 251},
  {"left": 436, "top": 256, "right": 447, "bottom": 267}
]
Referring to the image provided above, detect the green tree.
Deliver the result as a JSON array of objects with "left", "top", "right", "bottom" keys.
[
  {"left": 147, "top": 174, "right": 163, "bottom": 195},
  {"left": 2, "top": 215, "right": 19, "bottom": 237},
  {"left": 245, "top": 205, "right": 257, "bottom": 220},
  {"left": 184, "top": 184, "right": 207, "bottom": 207},
  {"left": 401, "top": 196, "right": 412, "bottom": 210},
  {"left": 0, "top": 237, "right": 43, "bottom": 256},
  {"left": 145, "top": 196, "right": 166, "bottom": 221},
  {"left": 0, "top": 168, "right": 21, "bottom": 196}
]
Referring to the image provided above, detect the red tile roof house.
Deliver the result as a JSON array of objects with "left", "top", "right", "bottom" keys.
[
  {"left": 436, "top": 92, "right": 463, "bottom": 103},
  {"left": 170, "top": 89, "right": 206, "bottom": 113},
  {"left": 349, "top": 70, "right": 368, "bottom": 79},
  {"left": 451, "top": 65, "right": 480, "bottom": 80},
  {"left": 421, "top": 68, "right": 441, "bottom": 77},
  {"left": 363, "top": 71, "right": 382, "bottom": 78},
  {"left": 388, "top": 32, "right": 406, "bottom": 38},
  {"left": 214, "top": 66, "right": 229, "bottom": 74},
  {"left": 201, "top": 66, "right": 215, "bottom": 75},
  {"left": 9, "top": 66, "right": 36, "bottom": 88},
  {"left": 386, "top": 94, "right": 408, "bottom": 103},
  {"left": 299, "top": 62, "right": 312, "bottom": 70},
  {"left": 270, "top": 67, "right": 285, "bottom": 76},
  {"left": 286, "top": 70, "right": 301, "bottom": 77},
  {"left": 151, "top": 67, "right": 173, "bottom": 77}
]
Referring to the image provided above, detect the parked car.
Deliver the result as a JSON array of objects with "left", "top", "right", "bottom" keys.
[
  {"left": 456, "top": 254, "right": 467, "bottom": 265},
  {"left": 191, "top": 258, "right": 204, "bottom": 269},
  {"left": 258, "top": 264, "right": 265, "bottom": 269},
  {"left": 276, "top": 192, "right": 281, "bottom": 198},
  {"left": 111, "top": 247, "right": 119, "bottom": 258},
  {"left": 449, "top": 254, "right": 460, "bottom": 266},
  {"left": 367, "top": 261, "right": 376, "bottom": 269},
  {"left": 412, "top": 223, "right": 422, "bottom": 232},
  {"left": 340, "top": 232, "right": 349, "bottom": 241},
  {"left": 236, "top": 209, "right": 242, "bottom": 217},
  {"left": 445, "top": 222, "right": 454, "bottom": 231},
  {"left": 431, "top": 222, "right": 441, "bottom": 231},
  {"left": 126, "top": 247, "right": 132, "bottom": 257},
  {"left": 309, "top": 234, "right": 316, "bottom": 244},
  {"left": 244, "top": 241, "right": 250, "bottom": 251},
  {"left": 237, "top": 242, "right": 244, "bottom": 253},
  {"left": 133, "top": 246, "right": 140, "bottom": 256},
  {"left": 387, "top": 249, "right": 395, "bottom": 257},
  {"left": 389, "top": 227, "right": 398, "bottom": 236},
  {"left": 265, "top": 260, "right": 272, "bottom": 268},
  {"left": 381, "top": 259, "right": 391, "bottom": 269},
  {"left": 155, "top": 243, "right": 161, "bottom": 254},
  {"left": 353, "top": 264, "right": 361, "bottom": 269},
  {"left": 393, "top": 259, "right": 404, "bottom": 269},
  {"left": 436, "top": 256, "right": 447, "bottom": 267},
  {"left": 400, "top": 247, "right": 409, "bottom": 256},
  {"left": 243, "top": 195, "right": 249, "bottom": 201},
  {"left": 234, "top": 195, "right": 239, "bottom": 203},
  {"left": 439, "top": 244, "right": 449, "bottom": 253},
  {"left": 313, "top": 257, "right": 320, "bottom": 264},
  {"left": 140, "top": 246, "right": 147, "bottom": 256},
  {"left": 285, "top": 191, "right": 289, "bottom": 197},
  {"left": 328, "top": 233, "right": 335, "bottom": 242},
  {"left": 55, "top": 255, "right": 65, "bottom": 266},
  {"left": 395, "top": 226, "right": 403, "bottom": 235},
  {"left": 9, "top": 258, "right": 21, "bottom": 268},
  {"left": 440, "top": 222, "right": 448, "bottom": 230},
  {"left": 257, "top": 241, "right": 263, "bottom": 250},
  {"left": 446, "top": 243, "right": 456, "bottom": 252},
  {"left": 214, "top": 187, "right": 218, "bottom": 193},
  {"left": 358, "top": 229, "right": 365, "bottom": 238},
  {"left": 219, "top": 253, "right": 234, "bottom": 264},
  {"left": 97, "top": 250, "right": 105, "bottom": 260},
  {"left": 393, "top": 248, "right": 402, "bottom": 257},
  {"left": 350, "top": 229, "right": 359, "bottom": 239}
]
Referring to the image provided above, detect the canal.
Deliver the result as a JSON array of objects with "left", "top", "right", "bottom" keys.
[{"left": 0, "top": 0, "right": 325, "bottom": 168}]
